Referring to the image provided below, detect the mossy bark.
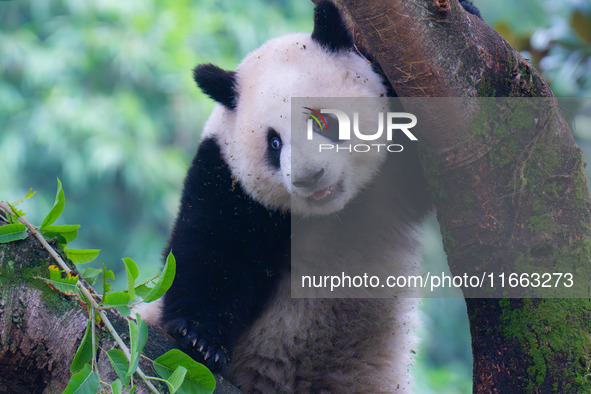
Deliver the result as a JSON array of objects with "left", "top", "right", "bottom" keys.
[
  {"left": 0, "top": 236, "right": 84, "bottom": 393},
  {"left": 0, "top": 233, "right": 240, "bottom": 393},
  {"left": 336, "top": 0, "right": 591, "bottom": 392}
]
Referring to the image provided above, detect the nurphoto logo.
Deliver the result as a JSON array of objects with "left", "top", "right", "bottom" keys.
[{"left": 304, "top": 107, "right": 418, "bottom": 153}]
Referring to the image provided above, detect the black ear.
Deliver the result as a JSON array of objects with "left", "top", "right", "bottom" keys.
[
  {"left": 311, "top": 1, "right": 354, "bottom": 52},
  {"left": 193, "top": 64, "right": 237, "bottom": 109}
]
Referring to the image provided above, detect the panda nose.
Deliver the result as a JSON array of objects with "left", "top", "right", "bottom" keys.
[{"left": 292, "top": 168, "right": 325, "bottom": 189}]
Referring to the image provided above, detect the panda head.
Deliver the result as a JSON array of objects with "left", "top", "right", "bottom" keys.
[{"left": 195, "top": 1, "right": 388, "bottom": 216}]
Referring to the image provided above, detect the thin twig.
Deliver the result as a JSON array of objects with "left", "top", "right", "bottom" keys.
[
  {"left": 0, "top": 201, "right": 160, "bottom": 394},
  {"left": 91, "top": 308, "right": 96, "bottom": 372}
]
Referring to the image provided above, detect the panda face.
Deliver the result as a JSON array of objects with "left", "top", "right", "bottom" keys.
[{"left": 197, "top": 32, "right": 388, "bottom": 216}]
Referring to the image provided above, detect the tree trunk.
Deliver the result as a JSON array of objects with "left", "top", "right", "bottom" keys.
[
  {"left": 0, "top": 236, "right": 86, "bottom": 393},
  {"left": 335, "top": 0, "right": 591, "bottom": 392},
  {"left": 0, "top": 236, "right": 238, "bottom": 393}
]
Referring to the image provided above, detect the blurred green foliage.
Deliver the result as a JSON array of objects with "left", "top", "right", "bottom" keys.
[
  {"left": 1, "top": 0, "right": 590, "bottom": 392},
  {"left": 0, "top": 0, "right": 312, "bottom": 275},
  {"left": 477, "top": 0, "right": 591, "bottom": 97}
]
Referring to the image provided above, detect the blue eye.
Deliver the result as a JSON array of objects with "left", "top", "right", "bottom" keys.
[
  {"left": 270, "top": 136, "right": 282, "bottom": 150},
  {"left": 266, "top": 129, "right": 282, "bottom": 169}
]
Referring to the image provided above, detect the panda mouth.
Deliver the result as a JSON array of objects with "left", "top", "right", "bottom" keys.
[{"left": 309, "top": 182, "right": 343, "bottom": 203}]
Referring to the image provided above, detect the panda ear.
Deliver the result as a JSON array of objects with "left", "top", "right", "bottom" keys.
[
  {"left": 311, "top": 1, "right": 354, "bottom": 52},
  {"left": 193, "top": 64, "right": 237, "bottom": 110}
]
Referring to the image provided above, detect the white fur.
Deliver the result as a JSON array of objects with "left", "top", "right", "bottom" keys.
[
  {"left": 202, "top": 33, "right": 388, "bottom": 216},
  {"left": 132, "top": 298, "right": 162, "bottom": 324},
  {"left": 231, "top": 278, "right": 419, "bottom": 392},
  {"left": 229, "top": 155, "right": 423, "bottom": 391}
]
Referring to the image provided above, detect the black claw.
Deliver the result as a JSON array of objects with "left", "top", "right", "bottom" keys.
[{"left": 164, "top": 319, "right": 230, "bottom": 374}]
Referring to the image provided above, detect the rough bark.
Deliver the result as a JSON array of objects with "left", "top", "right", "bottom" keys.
[
  {"left": 0, "top": 236, "right": 86, "bottom": 393},
  {"left": 335, "top": 0, "right": 591, "bottom": 392},
  {"left": 0, "top": 236, "right": 239, "bottom": 393}
]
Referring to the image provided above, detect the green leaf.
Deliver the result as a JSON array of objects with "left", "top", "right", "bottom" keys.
[
  {"left": 65, "top": 249, "right": 100, "bottom": 264},
  {"left": 39, "top": 265, "right": 80, "bottom": 296},
  {"left": 111, "top": 379, "right": 123, "bottom": 394},
  {"left": 166, "top": 366, "right": 188, "bottom": 393},
  {"left": 0, "top": 223, "right": 25, "bottom": 234},
  {"left": 70, "top": 320, "right": 95, "bottom": 373},
  {"left": 3, "top": 189, "right": 35, "bottom": 222},
  {"left": 9, "top": 188, "right": 36, "bottom": 207},
  {"left": 133, "top": 274, "right": 160, "bottom": 299},
  {"left": 0, "top": 223, "right": 28, "bottom": 243},
  {"left": 41, "top": 224, "right": 80, "bottom": 245},
  {"left": 102, "top": 264, "right": 115, "bottom": 297},
  {"left": 102, "top": 291, "right": 131, "bottom": 306},
  {"left": 123, "top": 257, "right": 139, "bottom": 299},
  {"left": 80, "top": 267, "right": 101, "bottom": 286},
  {"left": 0, "top": 223, "right": 27, "bottom": 235},
  {"left": 6, "top": 202, "right": 24, "bottom": 221},
  {"left": 135, "top": 283, "right": 154, "bottom": 299},
  {"left": 41, "top": 224, "right": 80, "bottom": 249},
  {"left": 116, "top": 305, "right": 131, "bottom": 317},
  {"left": 107, "top": 348, "right": 130, "bottom": 387},
  {"left": 42, "top": 225, "right": 80, "bottom": 233},
  {"left": 40, "top": 277, "right": 80, "bottom": 296},
  {"left": 153, "top": 349, "right": 216, "bottom": 394},
  {"left": 42, "top": 178, "right": 65, "bottom": 228},
  {"left": 62, "top": 364, "right": 100, "bottom": 394},
  {"left": 143, "top": 251, "right": 176, "bottom": 303},
  {"left": 127, "top": 314, "right": 148, "bottom": 377}
]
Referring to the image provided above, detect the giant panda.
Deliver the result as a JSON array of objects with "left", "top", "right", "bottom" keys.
[{"left": 142, "top": 1, "right": 480, "bottom": 392}]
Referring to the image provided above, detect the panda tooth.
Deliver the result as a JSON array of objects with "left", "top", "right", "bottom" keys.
[
  {"left": 192, "top": 338, "right": 197, "bottom": 347},
  {"left": 215, "top": 353, "right": 220, "bottom": 363},
  {"left": 204, "top": 351, "right": 211, "bottom": 360}
]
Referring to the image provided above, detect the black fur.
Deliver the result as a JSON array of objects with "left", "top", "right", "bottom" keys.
[
  {"left": 161, "top": 137, "right": 290, "bottom": 373},
  {"left": 459, "top": 0, "right": 482, "bottom": 18},
  {"left": 193, "top": 64, "right": 237, "bottom": 109},
  {"left": 311, "top": 1, "right": 354, "bottom": 52}
]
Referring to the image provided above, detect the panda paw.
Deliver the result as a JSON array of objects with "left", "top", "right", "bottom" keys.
[{"left": 167, "top": 318, "right": 229, "bottom": 375}]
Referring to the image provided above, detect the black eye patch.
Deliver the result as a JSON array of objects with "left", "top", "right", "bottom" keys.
[{"left": 266, "top": 128, "right": 282, "bottom": 169}]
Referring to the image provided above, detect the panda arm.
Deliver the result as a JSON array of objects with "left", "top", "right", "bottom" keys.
[{"left": 160, "top": 137, "right": 289, "bottom": 373}]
